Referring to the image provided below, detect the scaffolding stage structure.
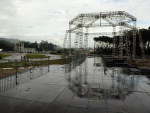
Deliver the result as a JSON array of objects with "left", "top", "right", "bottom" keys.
[{"left": 63, "top": 11, "right": 144, "bottom": 59}]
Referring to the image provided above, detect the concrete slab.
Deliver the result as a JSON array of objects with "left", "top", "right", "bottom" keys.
[
  {"left": 0, "top": 96, "right": 33, "bottom": 113},
  {"left": 37, "top": 85, "right": 65, "bottom": 103},
  {"left": 53, "top": 87, "right": 75, "bottom": 106},
  {"left": 124, "top": 93, "right": 149, "bottom": 113},
  {"left": 69, "top": 96, "right": 88, "bottom": 108},
  {"left": 20, "top": 101, "right": 49, "bottom": 113},
  {"left": 88, "top": 99, "right": 107, "bottom": 113},
  {"left": 43, "top": 104, "right": 67, "bottom": 113},
  {"left": 66, "top": 107, "right": 88, "bottom": 113},
  {"left": 107, "top": 99, "right": 128, "bottom": 113},
  {"left": 134, "top": 92, "right": 150, "bottom": 112}
]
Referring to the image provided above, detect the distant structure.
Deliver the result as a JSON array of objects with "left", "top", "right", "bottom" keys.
[
  {"left": 14, "top": 42, "right": 24, "bottom": 53},
  {"left": 64, "top": 11, "right": 145, "bottom": 59},
  {"left": 14, "top": 42, "right": 36, "bottom": 53},
  {"left": 24, "top": 48, "right": 36, "bottom": 53}
]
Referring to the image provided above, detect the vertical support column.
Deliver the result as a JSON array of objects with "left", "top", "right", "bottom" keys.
[
  {"left": 69, "top": 24, "right": 72, "bottom": 48},
  {"left": 112, "top": 26, "right": 116, "bottom": 56},
  {"left": 94, "top": 41, "right": 96, "bottom": 53},
  {"left": 74, "top": 33, "right": 79, "bottom": 48},
  {"left": 79, "top": 31, "right": 83, "bottom": 49},
  {"left": 132, "top": 21, "right": 136, "bottom": 59},
  {"left": 79, "top": 15, "right": 83, "bottom": 49},
  {"left": 84, "top": 27, "right": 88, "bottom": 49},
  {"left": 118, "top": 17, "right": 124, "bottom": 58},
  {"left": 125, "top": 30, "right": 130, "bottom": 58},
  {"left": 124, "top": 29, "right": 131, "bottom": 63},
  {"left": 63, "top": 31, "right": 68, "bottom": 48},
  {"left": 138, "top": 29, "right": 145, "bottom": 59}
]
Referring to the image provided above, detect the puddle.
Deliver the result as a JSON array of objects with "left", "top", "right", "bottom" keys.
[
  {"left": 65, "top": 57, "right": 150, "bottom": 102},
  {"left": 1, "top": 56, "right": 150, "bottom": 102}
]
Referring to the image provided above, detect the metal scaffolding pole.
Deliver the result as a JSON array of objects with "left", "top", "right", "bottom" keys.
[
  {"left": 112, "top": 26, "right": 117, "bottom": 56},
  {"left": 69, "top": 24, "right": 72, "bottom": 48},
  {"left": 84, "top": 27, "right": 89, "bottom": 49},
  {"left": 132, "top": 20, "right": 136, "bottom": 59},
  {"left": 138, "top": 29, "right": 145, "bottom": 58},
  {"left": 74, "top": 33, "right": 79, "bottom": 48},
  {"left": 125, "top": 30, "right": 130, "bottom": 58},
  {"left": 118, "top": 22, "right": 124, "bottom": 57},
  {"left": 79, "top": 16, "right": 83, "bottom": 49},
  {"left": 63, "top": 31, "right": 68, "bottom": 48}
]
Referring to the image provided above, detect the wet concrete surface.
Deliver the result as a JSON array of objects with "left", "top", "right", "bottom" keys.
[{"left": 0, "top": 57, "right": 150, "bottom": 113}]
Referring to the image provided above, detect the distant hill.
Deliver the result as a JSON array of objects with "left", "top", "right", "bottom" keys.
[{"left": 0, "top": 37, "right": 21, "bottom": 43}]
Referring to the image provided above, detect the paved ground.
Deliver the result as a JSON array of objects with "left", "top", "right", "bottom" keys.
[{"left": 0, "top": 57, "right": 150, "bottom": 113}]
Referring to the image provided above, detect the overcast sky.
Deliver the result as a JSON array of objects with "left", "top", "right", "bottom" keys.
[{"left": 0, "top": 0, "right": 150, "bottom": 47}]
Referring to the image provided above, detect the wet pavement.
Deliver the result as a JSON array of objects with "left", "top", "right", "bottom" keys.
[{"left": 0, "top": 57, "right": 150, "bottom": 113}]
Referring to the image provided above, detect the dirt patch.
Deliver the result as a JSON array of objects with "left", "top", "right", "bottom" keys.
[
  {"left": 0, "top": 59, "right": 70, "bottom": 78},
  {"left": 0, "top": 68, "right": 30, "bottom": 78},
  {"left": 132, "top": 59, "right": 150, "bottom": 68}
]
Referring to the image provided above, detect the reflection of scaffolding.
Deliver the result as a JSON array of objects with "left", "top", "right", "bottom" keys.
[
  {"left": 64, "top": 11, "right": 145, "bottom": 59},
  {"left": 67, "top": 57, "right": 140, "bottom": 102},
  {"left": 88, "top": 72, "right": 139, "bottom": 102}
]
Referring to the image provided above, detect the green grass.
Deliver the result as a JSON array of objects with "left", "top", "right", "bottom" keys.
[
  {"left": 0, "top": 59, "right": 70, "bottom": 68},
  {"left": 0, "top": 54, "right": 11, "bottom": 60},
  {"left": 1, "top": 54, "right": 11, "bottom": 58},
  {"left": 26, "top": 54, "right": 50, "bottom": 59},
  {"left": 0, "top": 59, "right": 4, "bottom": 60},
  {"left": 0, "top": 62, "right": 14, "bottom": 68}
]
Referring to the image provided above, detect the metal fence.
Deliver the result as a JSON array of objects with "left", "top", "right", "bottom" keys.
[
  {"left": 0, "top": 66, "right": 50, "bottom": 92},
  {"left": 0, "top": 54, "right": 86, "bottom": 92}
]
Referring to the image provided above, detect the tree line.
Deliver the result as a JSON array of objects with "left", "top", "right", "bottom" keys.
[
  {"left": 0, "top": 40, "right": 57, "bottom": 52},
  {"left": 94, "top": 27, "right": 150, "bottom": 57},
  {"left": 24, "top": 40, "right": 57, "bottom": 51}
]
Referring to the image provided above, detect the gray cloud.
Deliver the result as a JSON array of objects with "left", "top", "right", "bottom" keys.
[
  {"left": 0, "top": 0, "right": 17, "bottom": 18},
  {"left": 0, "top": 0, "right": 150, "bottom": 47}
]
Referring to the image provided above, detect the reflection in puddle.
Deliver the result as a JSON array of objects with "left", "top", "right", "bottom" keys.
[
  {"left": 1, "top": 56, "right": 150, "bottom": 105},
  {"left": 66, "top": 57, "right": 147, "bottom": 103}
]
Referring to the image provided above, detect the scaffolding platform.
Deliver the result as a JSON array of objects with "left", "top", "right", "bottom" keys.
[{"left": 103, "top": 56, "right": 128, "bottom": 67}]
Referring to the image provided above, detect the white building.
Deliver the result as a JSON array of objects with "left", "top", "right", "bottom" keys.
[
  {"left": 14, "top": 42, "right": 25, "bottom": 52},
  {"left": 24, "top": 48, "right": 36, "bottom": 53},
  {"left": 14, "top": 42, "right": 36, "bottom": 53}
]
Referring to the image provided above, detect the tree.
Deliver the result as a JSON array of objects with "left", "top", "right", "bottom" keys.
[
  {"left": 39, "top": 40, "right": 57, "bottom": 51},
  {"left": 0, "top": 40, "right": 14, "bottom": 51},
  {"left": 94, "top": 36, "right": 113, "bottom": 55},
  {"left": 23, "top": 40, "right": 57, "bottom": 52}
]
